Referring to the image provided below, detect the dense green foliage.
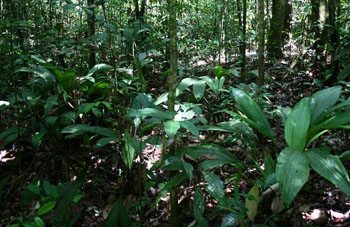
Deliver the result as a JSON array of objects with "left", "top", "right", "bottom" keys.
[{"left": 1, "top": 0, "right": 350, "bottom": 226}]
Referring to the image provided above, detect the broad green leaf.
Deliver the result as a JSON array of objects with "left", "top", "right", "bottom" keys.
[
  {"left": 213, "top": 66, "right": 224, "bottom": 78},
  {"left": 180, "top": 120, "right": 199, "bottom": 138},
  {"left": 310, "top": 86, "right": 341, "bottom": 126},
  {"left": 193, "top": 80, "right": 206, "bottom": 100},
  {"left": 130, "top": 137, "right": 145, "bottom": 155},
  {"left": 276, "top": 148, "right": 309, "bottom": 206},
  {"left": 122, "top": 131, "right": 135, "bottom": 169},
  {"left": 307, "top": 112, "right": 350, "bottom": 144},
  {"left": 176, "top": 78, "right": 199, "bottom": 96},
  {"left": 73, "top": 194, "right": 83, "bottom": 203},
  {"left": 32, "top": 131, "right": 46, "bottom": 147},
  {"left": 43, "top": 180, "right": 52, "bottom": 196},
  {"left": 245, "top": 183, "right": 259, "bottom": 221},
  {"left": 306, "top": 148, "right": 350, "bottom": 197},
  {"left": 204, "top": 172, "right": 225, "bottom": 201},
  {"left": 127, "top": 108, "right": 174, "bottom": 120},
  {"left": 27, "top": 184, "right": 41, "bottom": 195},
  {"left": 323, "top": 112, "right": 350, "bottom": 128},
  {"left": 231, "top": 88, "right": 274, "bottom": 139},
  {"left": 95, "top": 137, "right": 118, "bottom": 147},
  {"left": 221, "top": 213, "right": 237, "bottom": 227},
  {"left": 285, "top": 98, "right": 311, "bottom": 151},
  {"left": 164, "top": 120, "right": 180, "bottom": 139},
  {"left": 30, "top": 55, "right": 47, "bottom": 64},
  {"left": 61, "top": 124, "right": 116, "bottom": 139},
  {"left": 183, "top": 162, "right": 194, "bottom": 180},
  {"left": 44, "top": 95, "right": 58, "bottom": 116},
  {"left": 164, "top": 172, "right": 188, "bottom": 190},
  {"left": 200, "top": 120, "right": 258, "bottom": 143},
  {"left": 86, "top": 64, "right": 113, "bottom": 78},
  {"left": 103, "top": 199, "right": 131, "bottom": 227},
  {"left": 186, "top": 144, "right": 243, "bottom": 169},
  {"left": 162, "top": 156, "right": 184, "bottom": 171},
  {"left": 340, "top": 150, "right": 350, "bottom": 161},
  {"left": 34, "top": 217, "right": 45, "bottom": 227},
  {"left": 52, "top": 169, "right": 86, "bottom": 226},
  {"left": 154, "top": 92, "right": 168, "bottom": 105},
  {"left": 131, "top": 93, "right": 153, "bottom": 109},
  {"left": 37, "top": 201, "right": 56, "bottom": 216},
  {"left": 194, "top": 189, "right": 205, "bottom": 222}
]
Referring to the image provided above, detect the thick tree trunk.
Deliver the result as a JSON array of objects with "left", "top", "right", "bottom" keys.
[
  {"left": 267, "top": 0, "right": 285, "bottom": 57},
  {"left": 87, "top": 0, "right": 96, "bottom": 69},
  {"left": 258, "top": 0, "right": 265, "bottom": 87}
]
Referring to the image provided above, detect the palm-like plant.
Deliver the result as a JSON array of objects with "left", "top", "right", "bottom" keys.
[{"left": 228, "top": 86, "right": 350, "bottom": 206}]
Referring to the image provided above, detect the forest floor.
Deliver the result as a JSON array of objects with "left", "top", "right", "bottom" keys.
[{"left": 1, "top": 56, "right": 350, "bottom": 226}]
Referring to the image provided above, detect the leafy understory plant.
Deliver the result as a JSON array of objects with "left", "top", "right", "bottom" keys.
[
  {"left": 203, "top": 86, "right": 350, "bottom": 209},
  {"left": 277, "top": 86, "right": 350, "bottom": 206}
]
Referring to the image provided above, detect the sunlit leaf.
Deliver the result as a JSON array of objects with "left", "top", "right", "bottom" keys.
[
  {"left": 204, "top": 172, "right": 225, "bottom": 201},
  {"left": 37, "top": 201, "right": 56, "bottom": 216},
  {"left": 193, "top": 80, "right": 206, "bottom": 100},
  {"left": 122, "top": 131, "right": 135, "bottom": 169},
  {"left": 306, "top": 148, "right": 350, "bottom": 197},
  {"left": 221, "top": 213, "right": 237, "bottom": 227},
  {"left": 231, "top": 88, "right": 274, "bottom": 139},
  {"left": 86, "top": 64, "right": 113, "bottom": 78},
  {"left": 285, "top": 98, "right": 310, "bottom": 151},
  {"left": 245, "top": 183, "right": 259, "bottom": 221},
  {"left": 164, "top": 120, "right": 180, "bottom": 139},
  {"left": 179, "top": 120, "right": 199, "bottom": 138},
  {"left": 194, "top": 189, "right": 206, "bottom": 223},
  {"left": 276, "top": 148, "right": 309, "bottom": 206},
  {"left": 127, "top": 108, "right": 174, "bottom": 120},
  {"left": 310, "top": 86, "right": 341, "bottom": 126}
]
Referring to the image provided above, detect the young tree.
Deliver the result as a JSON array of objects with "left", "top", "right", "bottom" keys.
[
  {"left": 258, "top": 0, "right": 265, "bottom": 87},
  {"left": 167, "top": 0, "right": 179, "bottom": 225},
  {"left": 87, "top": 0, "right": 96, "bottom": 69},
  {"left": 238, "top": 0, "right": 247, "bottom": 77}
]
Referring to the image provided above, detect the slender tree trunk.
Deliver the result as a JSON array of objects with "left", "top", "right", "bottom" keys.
[
  {"left": 87, "top": 0, "right": 96, "bottom": 69},
  {"left": 167, "top": 0, "right": 179, "bottom": 225},
  {"left": 258, "top": 0, "right": 265, "bottom": 87},
  {"left": 0, "top": 0, "right": 2, "bottom": 19},
  {"left": 242, "top": 0, "right": 247, "bottom": 75}
]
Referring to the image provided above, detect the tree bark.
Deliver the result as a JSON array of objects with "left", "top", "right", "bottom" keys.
[
  {"left": 87, "top": 0, "right": 96, "bottom": 69},
  {"left": 242, "top": 0, "right": 247, "bottom": 75},
  {"left": 267, "top": 0, "right": 285, "bottom": 57},
  {"left": 326, "top": 0, "right": 340, "bottom": 85},
  {"left": 167, "top": 0, "right": 179, "bottom": 225},
  {"left": 311, "top": 0, "right": 329, "bottom": 51},
  {"left": 258, "top": 0, "right": 265, "bottom": 87},
  {"left": 283, "top": 0, "right": 292, "bottom": 41}
]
